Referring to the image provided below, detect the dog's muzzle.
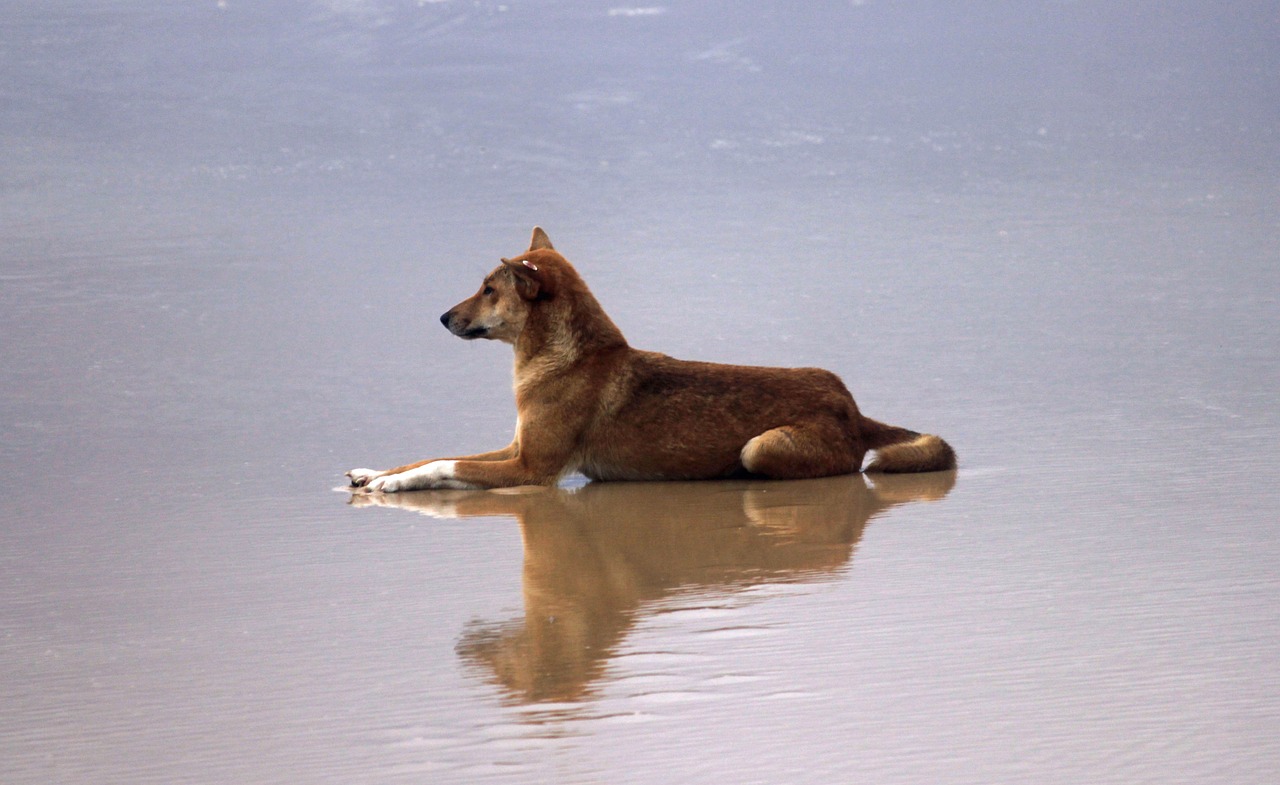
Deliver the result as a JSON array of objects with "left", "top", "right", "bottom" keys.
[{"left": 441, "top": 310, "right": 488, "bottom": 339}]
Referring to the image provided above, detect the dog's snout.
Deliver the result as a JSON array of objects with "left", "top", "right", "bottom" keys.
[{"left": 442, "top": 308, "right": 484, "bottom": 339}]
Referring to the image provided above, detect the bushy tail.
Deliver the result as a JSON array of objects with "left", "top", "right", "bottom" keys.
[{"left": 860, "top": 417, "right": 957, "bottom": 474}]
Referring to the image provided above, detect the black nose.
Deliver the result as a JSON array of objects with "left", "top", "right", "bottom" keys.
[{"left": 439, "top": 311, "right": 452, "bottom": 328}]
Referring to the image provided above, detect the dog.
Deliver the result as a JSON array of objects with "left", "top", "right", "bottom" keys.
[{"left": 347, "top": 227, "right": 955, "bottom": 492}]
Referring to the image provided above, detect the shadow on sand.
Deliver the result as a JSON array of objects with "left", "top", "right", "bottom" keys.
[{"left": 349, "top": 472, "right": 954, "bottom": 705}]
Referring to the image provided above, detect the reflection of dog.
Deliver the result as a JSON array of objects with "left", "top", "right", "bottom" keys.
[
  {"left": 351, "top": 472, "right": 955, "bottom": 703},
  {"left": 348, "top": 227, "right": 955, "bottom": 492}
]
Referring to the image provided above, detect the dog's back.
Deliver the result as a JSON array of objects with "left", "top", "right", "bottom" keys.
[{"left": 574, "top": 351, "right": 864, "bottom": 481}]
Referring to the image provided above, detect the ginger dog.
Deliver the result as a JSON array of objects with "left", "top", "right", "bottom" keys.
[{"left": 347, "top": 227, "right": 955, "bottom": 492}]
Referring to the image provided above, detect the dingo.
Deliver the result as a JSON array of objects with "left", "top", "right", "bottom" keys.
[{"left": 347, "top": 227, "right": 955, "bottom": 492}]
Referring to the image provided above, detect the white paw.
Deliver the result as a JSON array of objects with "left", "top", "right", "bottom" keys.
[
  {"left": 347, "top": 468, "right": 384, "bottom": 487},
  {"left": 366, "top": 461, "right": 477, "bottom": 493},
  {"left": 367, "top": 473, "right": 404, "bottom": 493}
]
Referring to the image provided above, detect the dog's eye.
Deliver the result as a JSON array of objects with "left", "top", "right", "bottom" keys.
[{"left": 483, "top": 286, "right": 495, "bottom": 296}]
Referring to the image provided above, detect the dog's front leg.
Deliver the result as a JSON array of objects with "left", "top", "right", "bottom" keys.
[
  {"left": 356, "top": 408, "right": 577, "bottom": 492},
  {"left": 347, "top": 442, "right": 519, "bottom": 489},
  {"left": 365, "top": 453, "right": 563, "bottom": 492},
  {"left": 364, "top": 460, "right": 482, "bottom": 492},
  {"left": 347, "top": 467, "right": 388, "bottom": 487}
]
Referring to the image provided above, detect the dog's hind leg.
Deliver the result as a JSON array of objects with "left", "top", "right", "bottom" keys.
[{"left": 740, "top": 424, "right": 863, "bottom": 480}]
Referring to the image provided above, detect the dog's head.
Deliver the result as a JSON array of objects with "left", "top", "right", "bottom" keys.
[{"left": 440, "top": 227, "right": 565, "bottom": 344}]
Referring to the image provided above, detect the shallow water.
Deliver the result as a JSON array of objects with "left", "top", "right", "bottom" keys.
[{"left": 3, "top": 2, "right": 1278, "bottom": 783}]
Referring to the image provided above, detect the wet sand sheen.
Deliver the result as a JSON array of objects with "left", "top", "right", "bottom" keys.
[{"left": 353, "top": 473, "right": 955, "bottom": 704}]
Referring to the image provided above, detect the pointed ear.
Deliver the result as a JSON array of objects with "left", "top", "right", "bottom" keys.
[
  {"left": 501, "top": 255, "right": 552, "bottom": 300},
  {"left": 528, "top": 227, "right": 554, "bottom": 252}
]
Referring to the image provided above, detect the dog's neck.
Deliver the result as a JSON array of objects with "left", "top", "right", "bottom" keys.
[{"left": 512, "top": 286, "right": 627, "bottom": 388}]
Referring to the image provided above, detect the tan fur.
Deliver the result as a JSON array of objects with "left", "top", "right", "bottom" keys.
[{"left": 348, "top": 227, "right": 955, "bottom": 491}]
